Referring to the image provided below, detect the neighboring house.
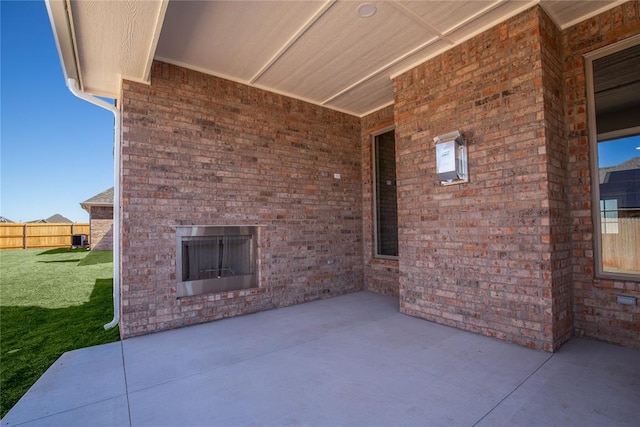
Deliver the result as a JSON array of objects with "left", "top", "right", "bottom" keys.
[
  {"left": 80, "top": 187, "right": 114, "bottom": 251},
  {"left": 0, "top": 216, "right": 14, "bottom": 223},
  {"left": 27, "top": 214, "right": 73, "bottom": 224},
  {"left": 45, "top": 214, "right": 73, "bottom": 223},
  {"left": 46, "top": 0, "right": 640, "bottom": 352},
  {"left": 599, "top": 157, "right": 640, "bottom": 215}
]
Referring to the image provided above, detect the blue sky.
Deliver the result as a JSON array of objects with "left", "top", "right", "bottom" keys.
[
  {"left": 1, "top": 0, "right": 114, "bottom": 223},
  {"left": 598, "top": 135, "right": 640, "bottom": 168}
]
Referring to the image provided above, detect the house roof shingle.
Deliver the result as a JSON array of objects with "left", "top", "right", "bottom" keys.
[
  {"left": 27, "top": 214, "right": 73, "bottom": 223},
  {"left": 80, "top": 187, "right": 114, "bottom": 211},
  {"left": 45, "top": 214, "right": 73, "bottom": 223},
  {"left": 599, "top": 156, "right": 640, "bottom": 184}
]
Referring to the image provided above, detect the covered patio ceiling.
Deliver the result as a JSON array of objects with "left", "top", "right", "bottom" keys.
[{"left": 48, "top": 0, "right": 625, "bottom": 117}]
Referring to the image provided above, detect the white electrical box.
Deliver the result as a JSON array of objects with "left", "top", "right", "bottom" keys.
[{"left": 434, "top": 130, "right": 468, "bottom": 185}]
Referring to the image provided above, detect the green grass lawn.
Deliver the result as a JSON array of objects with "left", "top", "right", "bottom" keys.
[{"left": 0, "top": 248, "right": 119, "bottom": 418}]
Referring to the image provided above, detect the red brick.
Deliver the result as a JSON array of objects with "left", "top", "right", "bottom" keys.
[{"left": 120, "top": 63, "right": 363, "bottom": 338}]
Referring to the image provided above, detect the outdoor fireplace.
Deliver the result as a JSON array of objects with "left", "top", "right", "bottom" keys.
[{"left": 176, "top": 226, "right": 257, "bottom": 297}]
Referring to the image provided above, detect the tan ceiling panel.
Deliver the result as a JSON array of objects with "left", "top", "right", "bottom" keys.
[
  {"left": 70, "top": 0, "right": 166, "bottom": 97},
  {"left": 397, "top": 1, "right": 499, "bottom": 35},
  {"left": 56, "top": 0, "right": 624, "bottom": 116},
  {"left": 254, "top": 1, "right": 437, "bottom": 102},
  {"left": 445, "top": 1, "right": 536, "bottom": 44},
  {"left": 155, "top": 0, "right": 326, "bottom": 81},
  {"left": 324, "top": 37, "right": 453, "bottom": 115},
  {"left": 326, "top": 73, "right": 394, "bottom": 116},
  {"left": 387, "top": 38, "right": 455, "bottom": 79},
  {"left": 541, "top": 0, "right": 624, "bottom": 29}
]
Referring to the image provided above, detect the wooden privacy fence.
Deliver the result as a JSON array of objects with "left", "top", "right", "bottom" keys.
[
  {"left": 0, "top": 223, "right": 90, "bottom": 249},
  {"left": 602, "top": 217, "right": 640, "bottom": 272}
]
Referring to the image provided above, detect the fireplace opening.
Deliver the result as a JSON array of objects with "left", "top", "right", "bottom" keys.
[{"left": 176, "top": 226, "right": 257, "bottom": 297}]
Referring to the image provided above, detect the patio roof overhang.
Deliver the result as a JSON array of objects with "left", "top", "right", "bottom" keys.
[
  {"left": 46, "top": 0, "right": 168, "bottom": 98},
  {"left": 46, "top": 0, "right": 626, "bottom": 117}
]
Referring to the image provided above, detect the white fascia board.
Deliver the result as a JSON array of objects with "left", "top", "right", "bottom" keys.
[
  {"left": 45, "top": 0, "right": 81, "bottom": 88},
  {"left": 141, "top": 0, "right": 170, "bottom": 84}
]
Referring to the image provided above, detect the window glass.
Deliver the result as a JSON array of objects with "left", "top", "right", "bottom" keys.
[
  {"left": 596, "top": 137, "right": 639, "bottom": 274},
  {"left": 599, "top": 199, "right": 618, "bottom": 235},
  {"left": 589, "top": 40, "right": 640, "bottom": 277},
  {"left": 374, "top": 130, "right": 398, "bottom": 257}
]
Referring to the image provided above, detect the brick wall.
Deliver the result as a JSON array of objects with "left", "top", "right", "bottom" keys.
[
  {"left": 563, "top": 1, "right": 640, "bottom": 348},
  {"left": 119, "top": 62, "right": 363, "bottom": 338},
  {"left": 361, "top": 106, "right": 400, "bottom": 296},
  {"left": 393, "top": 7, "right": 563, "bottom": 351},
  {"left": 89, "top": 206, "right": 113, "bottom": 251},
  {"left": 539, "top": 7, "right": 574, "bottom": 349},
  {"left": 116, "top": 4, "right": 639, "bottom": 350}
]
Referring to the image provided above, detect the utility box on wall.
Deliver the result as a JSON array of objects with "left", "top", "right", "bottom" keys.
[{"left": 434, "top": 130, "right": 468, "bottom": 185}]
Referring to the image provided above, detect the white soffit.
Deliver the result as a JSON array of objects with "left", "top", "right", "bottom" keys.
[
  {"left": 328, "top": 73, "right": 395, "bottom": 117},
  {"left": 53, "top": 0, "right": 626, "bottom": 116},
  {"left": 541, "top": 0, "right": 628, "bottom": 29},
  {"left": 68, "top": 0, "right": 167, "bottom": 97},
  {"left": 155, "top": 1, "right": 328, "bottom": 83},
  {"left": 387, "top": 1, "right": 537, "bottom": 78},
  {"left": 253, "top": 1, "right": 437, "bottom": 102}
]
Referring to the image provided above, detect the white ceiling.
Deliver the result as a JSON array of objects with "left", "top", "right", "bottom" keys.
[{"left": 49, "top": 0, "right": 626, "bottom": 117}]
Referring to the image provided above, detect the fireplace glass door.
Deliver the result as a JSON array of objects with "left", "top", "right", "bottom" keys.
[{"left": 177, "top": 226, "right": 256, "bottom": 297}]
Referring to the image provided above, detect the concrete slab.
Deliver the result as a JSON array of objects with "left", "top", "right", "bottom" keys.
[
  {"left": 128, "top": 312, "right": 544, "bottom": 426},
  {"left": 476, "top": 338, "right": 640, "bottom": 427},
  {"left": 122, "top": 291, "right": 398, "bottom": 392},
  {"left": 2, "top": 292, "right": 639, "bottom": 426},
  {"left": 3, "top": 396, "right": 130, "bottom": 427},
  {"left": 2, "top": 341, "right": 125, "bottom": 426}
]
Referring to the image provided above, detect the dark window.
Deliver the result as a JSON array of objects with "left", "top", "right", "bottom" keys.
[{"left": 374, "top": 130, "right": 398, "bottom": 257}]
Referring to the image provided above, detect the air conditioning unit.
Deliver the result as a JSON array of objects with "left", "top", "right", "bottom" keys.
[{"left": 72, "top": 234, "right": 88, "bottom": 248}]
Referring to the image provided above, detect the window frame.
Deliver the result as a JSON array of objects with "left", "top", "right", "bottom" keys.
[
  {"left": 372, "top": 125, "right": 399, "bottom": 260},
  {"left": 585, "top": 34, "right": 640, "bottom": 281}
]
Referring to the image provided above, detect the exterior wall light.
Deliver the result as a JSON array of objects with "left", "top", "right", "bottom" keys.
[{"left": 434, "top": 130, "right": 468, "bottom": 185}]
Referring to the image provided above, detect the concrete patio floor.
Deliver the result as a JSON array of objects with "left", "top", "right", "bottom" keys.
[{"left": 2, "top": 291, "right": 639, "bottom": 427}]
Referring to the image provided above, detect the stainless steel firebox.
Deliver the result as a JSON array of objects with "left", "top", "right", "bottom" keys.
[{"left": 176, "top": 226, "right": 257, "bottom": 297}]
